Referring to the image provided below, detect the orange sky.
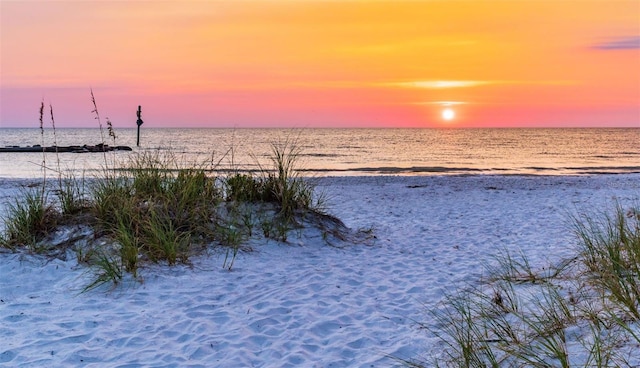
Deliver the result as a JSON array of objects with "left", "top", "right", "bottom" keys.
[{"left": 1, "top": 0, "right": 639, "bottom": 128}]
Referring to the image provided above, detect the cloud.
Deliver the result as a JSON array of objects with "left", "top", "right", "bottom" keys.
[
  {"left": 415, "top": 101, "right": 469, "bottom": 106},
  {"left": 386, "top": 80, "right": 576, "bottom": 90},
  {"left": 593, "top": 36, "right": 640, "bottom": 50},
  {"left": 389, "top": 80, "right": 492, "bottom": 89}
]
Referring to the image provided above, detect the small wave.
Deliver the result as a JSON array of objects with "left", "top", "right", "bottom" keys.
[
  {"left": 525, "top": 167, "right": 552, "bottom": 171},
  {"left": 298, "top": 165, "right": 640, "bottom": 177},
  {"left": 566, "top": 166, "right": 640, "bottom": 175},
  {"left": 336, "top": 145, "right": 364, "bottom": 149},
  {"left": 299, "top": 166, "right": 486, "bottom": 174},
  {"left": 300, "top": 153, "right": 343, "bottom": 158}
]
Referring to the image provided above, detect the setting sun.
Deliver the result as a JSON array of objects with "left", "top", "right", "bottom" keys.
[{"left": 442, "top": 108, "right": 456, "bottom": 122}]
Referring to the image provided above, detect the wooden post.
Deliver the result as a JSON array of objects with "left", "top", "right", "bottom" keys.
[{"left": 136, "top": 105, "right": 144, "bottom": 147}]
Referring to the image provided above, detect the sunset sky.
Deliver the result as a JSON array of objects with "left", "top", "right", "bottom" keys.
[{"left": 1, "top": 0, "right": 639, "bottom": 128}]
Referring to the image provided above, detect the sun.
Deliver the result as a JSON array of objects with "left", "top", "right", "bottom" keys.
[{"left": 441, "top": 108, "right": 456, "bottom": 121}]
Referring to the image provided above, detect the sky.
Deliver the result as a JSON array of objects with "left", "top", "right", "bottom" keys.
[{"left": 1, "top": 0, "right": 639, "bottom": 128}]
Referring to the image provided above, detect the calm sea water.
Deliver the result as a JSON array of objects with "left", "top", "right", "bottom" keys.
[{"left": 0, "top": 128, "right": 639, "bottom": 179}]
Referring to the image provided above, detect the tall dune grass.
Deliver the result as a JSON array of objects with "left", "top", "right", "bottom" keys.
[
  {"left": 573, "top": 204, "right": 640, "bottom": 321},
  {"left": 1, "top": 189, "right": 58, "bottom": 251},
  {"left": 417, "top": 204, "right": 640, "bottom": 368}
]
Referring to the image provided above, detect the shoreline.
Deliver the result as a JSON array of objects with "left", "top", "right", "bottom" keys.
[
  {"left": 1, "top": 173, "right": 639, "bottom": 366},
  {"left": 2, "top": 166, "right": 640, "bottom": 179},
  {"left": 3, "top": 170, "right": 640, "bottom": 180}
]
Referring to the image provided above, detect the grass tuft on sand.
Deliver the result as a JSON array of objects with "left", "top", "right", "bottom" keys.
[
  {"left": 1, "top": 96, "right": 355, "bottom": 291},
  {"left": 410, "top": 203, "right": 640, "bottom": 367}
]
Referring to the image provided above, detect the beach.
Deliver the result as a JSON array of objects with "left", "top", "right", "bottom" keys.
[{"left": 1, "top": 174, "right": 639, "bottom": 367}]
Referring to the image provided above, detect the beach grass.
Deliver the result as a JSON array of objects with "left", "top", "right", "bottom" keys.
[
  {"left": 1, "top": 188, "right": 58, "bottom": 251},
  {"left": 1, "top": 144, "right": 333, "bottom": 287},
  {"left": 84, "top": 250, "right": 124, "bottom": 292},
  {"left": 0, "top": 95, "right": 344, "bottom": 290},
  {"left": 55, "top": 173, "right": 89, "bottom": 216},
  {"left": 419, "top": 204, "right": 640, "bottom": 367},
  {"left": 263, "top": 138, "right": 314, "bottom": 219},
  {"left": 573, "top": 204, "right": 640, "bottom": 321}
]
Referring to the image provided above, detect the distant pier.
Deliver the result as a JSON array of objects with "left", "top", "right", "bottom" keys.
[{"left": 0, "top": 143, "right": 133, "bottom": 153}]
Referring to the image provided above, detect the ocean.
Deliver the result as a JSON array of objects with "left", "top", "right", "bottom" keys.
[{"left": 0, "top": 128, "right": 639, "bottom": 178}]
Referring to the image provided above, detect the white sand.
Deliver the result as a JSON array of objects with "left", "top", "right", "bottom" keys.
[{"left": 1, "top": 174, "right": 639, "bottom": 367}]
